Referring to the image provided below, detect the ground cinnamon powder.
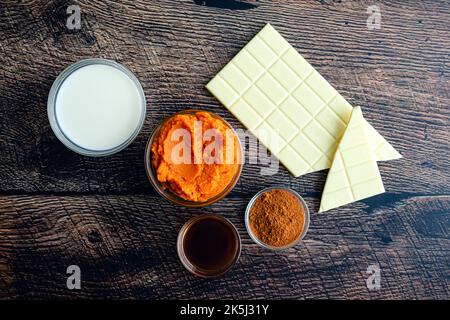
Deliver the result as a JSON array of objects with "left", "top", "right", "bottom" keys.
[{"left": 249, "top": 189, "right": 305, "bottom": 247}]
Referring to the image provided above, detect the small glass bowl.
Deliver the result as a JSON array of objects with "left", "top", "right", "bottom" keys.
[
  {"left": 145, "top": 109, "right": 243, "bottom": 207},
  {"left": 177, "top": 214, "right": 241, "bottom": 278},
  {"left": 47, "top": 58, "right": 146, "bottom": 157},
  {"left": 245, "top": 187, "right": 310, "bottom": 251}
]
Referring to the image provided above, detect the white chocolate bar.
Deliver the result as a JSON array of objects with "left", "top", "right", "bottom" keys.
[{"left": 207, "top": 23, "right": 401, "bottom": 177}]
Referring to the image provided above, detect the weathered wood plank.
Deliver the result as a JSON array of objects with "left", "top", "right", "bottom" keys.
[
  {"left": 0, "top": 194, "right": 448, "bottom": 299},
  {"left": 0, "top": 0, "right": 448, "bottom": 194},
  {"left": 0, "top": 0, "right": 449, "bottom": 300}
]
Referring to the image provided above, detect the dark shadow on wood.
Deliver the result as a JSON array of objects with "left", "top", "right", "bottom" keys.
[{"left": 193, "top": 0, "right": 258, "bottom": 10}]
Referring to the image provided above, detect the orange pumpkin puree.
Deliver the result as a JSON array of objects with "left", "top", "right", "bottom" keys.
[{"left": 151, "top": 111, "right": 240, "bottom": 202}]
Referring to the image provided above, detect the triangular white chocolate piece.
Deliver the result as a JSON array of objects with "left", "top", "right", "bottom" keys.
[{"left": 319, "top": 107, "right": 385, "bottom": 212}]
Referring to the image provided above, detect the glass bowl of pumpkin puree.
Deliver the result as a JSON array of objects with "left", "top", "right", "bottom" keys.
[{"left": 145, "top": 110, "right": 243, "bottom": 207}]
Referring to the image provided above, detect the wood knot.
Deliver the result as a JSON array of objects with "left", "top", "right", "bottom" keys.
[{"left": 87, "top": 229, "right": 103, "bottom": 244}]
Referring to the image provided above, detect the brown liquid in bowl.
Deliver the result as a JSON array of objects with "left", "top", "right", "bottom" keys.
[{"left": 182, "top": 216, "right": 239, "bottom": 274}]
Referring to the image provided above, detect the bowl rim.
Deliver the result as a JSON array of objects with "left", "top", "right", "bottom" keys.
[
  {"left": 245, "top": 186, "right": 310, "bottom": 251},
  {"left": 47, "top": 58, "right": 146, "bottom": 157},
  {"left": 176, "top": 213, "right": 242, "bottom": 278},
  {"left": 144, "top": 109, "right": 243, "bottom": 207}
]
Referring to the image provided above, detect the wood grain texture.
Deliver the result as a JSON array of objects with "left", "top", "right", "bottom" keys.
[
  {"left": 0, "top": 194, "right": 449, "bottom": 299},
  {"left": 0, "top": 0, "right": 449, "bottom": 299}
]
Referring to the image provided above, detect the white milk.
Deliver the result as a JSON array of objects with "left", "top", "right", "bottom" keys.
[{"left": 55, "top": 64, "right": 143, "bottom": 151}]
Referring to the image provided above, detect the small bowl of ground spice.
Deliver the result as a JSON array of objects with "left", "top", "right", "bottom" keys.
[{"left": 245, "top": 187, "right": 310, "bottom": 250}]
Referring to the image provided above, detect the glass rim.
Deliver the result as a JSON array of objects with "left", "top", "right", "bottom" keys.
[
  {"left": 144, "top": 109, "right": 243, "bottom": 207},
  {"left": 177, "top": 214, "right": 241, "bottom": 278},
  {"left": 245, "top": 186, "right": 310, "bottom": 251},
  {"left": 47, "top": 58, "right": 147, "bottom": 157}
]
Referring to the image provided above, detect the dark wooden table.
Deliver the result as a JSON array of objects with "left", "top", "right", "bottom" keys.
[{"left": 0, "top": 0, "right": 448, "bottom": 300}]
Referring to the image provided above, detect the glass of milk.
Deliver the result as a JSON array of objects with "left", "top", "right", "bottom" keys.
[{"left": 48, "top": 59, "right": 146, "bottom": 156}]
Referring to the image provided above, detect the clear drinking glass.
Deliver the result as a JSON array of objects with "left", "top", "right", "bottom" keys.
[{"left": 47, "top": 58, "right": 146, "bottom": 157}]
